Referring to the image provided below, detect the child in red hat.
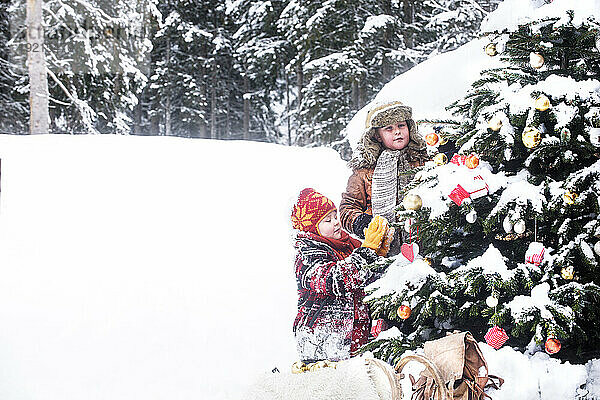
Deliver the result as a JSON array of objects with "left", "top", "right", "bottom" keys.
[{"left": 291, "top": 188, "right": 391, "bottom": 363}]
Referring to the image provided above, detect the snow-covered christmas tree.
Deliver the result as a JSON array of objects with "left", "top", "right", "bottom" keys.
[{"left": 365, "top": 6, "right": 600, "bottom": 364}]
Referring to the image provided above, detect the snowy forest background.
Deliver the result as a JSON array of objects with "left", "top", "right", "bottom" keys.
[{"left": 1, "top": 0, "right": 502, "bottom": 146}]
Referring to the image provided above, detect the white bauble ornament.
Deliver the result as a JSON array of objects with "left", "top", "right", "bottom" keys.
[
  {"left": 595, "top": 241, "right": 600, "bottom": 256},
  {"left": 486, "top": 296, "right": 499, "bottom": 308},
  {"left": 529, "top": 52, "right": 545, "bottom": 69},
  {"left": 466, "top": 210, "right": 477, "bottom": 224},
  {"left": 514, "top": 219, "right": 526, "bottom": 234},
  {"left": 590, "top": 127, "right": 600, "bottom": 147},
  {"left": 503, "top": 215, "right": 513, "bottom": 233},
  {"left": 488, "top": 115, "right": 503, "bottom": 132}
]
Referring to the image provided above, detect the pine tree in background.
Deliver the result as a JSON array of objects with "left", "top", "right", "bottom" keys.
[
  {"left": 228, "top": 0, "right": 288, "bottom": 142},
  {"left": 0, "top": 0, "right": 28, "bottom": 133},
  {"left": 365, "top": 10, "right": 600, "bottom": 364},
  {"left": 146, "top": 0, "right": 215, "bottom": 137}
]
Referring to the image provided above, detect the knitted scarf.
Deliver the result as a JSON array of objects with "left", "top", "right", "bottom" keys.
[
  {"left": 372, "top": 149, "right": 412, "bottom": 223},
  {"left": 299, "top": 230, "right": 361, "bottom": 259}
]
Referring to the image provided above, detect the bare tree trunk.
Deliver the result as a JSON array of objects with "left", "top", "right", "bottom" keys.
[
  {"left": 243, "top": 74, "right": 250, "bottom": 140},
  {"left": 296, "top": 63, "right": 303, "bottom": 139},
  {"left": 351, "top": 78, "right": 359, "bottom": 110},
  {"left": 133, "top": 96, "right": 142, "bottom": 135},
  {"left": 285, "top": 69, "right": 291, "bottom": 146},
  {"left": 164, "top": 38, "right": 171, "bottom": 136},
  {"left": 402, "top": 0, "right": 415, "bottom": 49},
  {"left": 27, "top": 0, "right": 49, "bottom": 134},
  {"left": 210, "top": 67, "right": 217, "bottom": 140},
  {"left": 199, "top": 69, "right": 207, "bottom": 138}
]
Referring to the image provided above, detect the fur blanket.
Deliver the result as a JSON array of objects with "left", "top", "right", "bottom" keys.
[{"left": 243, "top": 356, "right": 396, "bottom": 400}]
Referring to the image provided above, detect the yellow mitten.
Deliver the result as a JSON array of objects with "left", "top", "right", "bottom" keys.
[
  {"left": 362, "top": 215, "right": 388, "bottom": 250},
  {"left": 376, "top": 226, "right": 395, "bottom": 256}
]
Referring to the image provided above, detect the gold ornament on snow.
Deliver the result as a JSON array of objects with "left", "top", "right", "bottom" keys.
[
  {"left": 562, "top": 190, "right": 578, "bottom": 205},
  {"left": 488, "top": 115, "right": 503, "bottom": 132},
  {"left": 403, "top": 193, "right": 423, "bottom": 211},
  {"left": 522, "top": 127, "right": 541, "bottom": 149},
  {"left": 292, "top": 361, "right": 306, "bottom": 374},
  {"left": 485, "top": 43, "right": 498, "bottom": 56},
  {"left": 535, "top": 95, "right": 551, "bottom": 111},
  {"left": 434, "top": 153, "right": 448, "bottom": 166},
  {"left": 561, "top": 266, "right": 574, "bottom": 280},
  {"left": 529, "top": 52, "right": 545, "bottom": 69}
]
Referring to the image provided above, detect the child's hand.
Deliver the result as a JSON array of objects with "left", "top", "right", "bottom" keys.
[
  {"left": 376, "top": 226, "right": 395, "bottom": 256},
  {"left": 361, "top": 215, "right": 388, "bottom": 250}
]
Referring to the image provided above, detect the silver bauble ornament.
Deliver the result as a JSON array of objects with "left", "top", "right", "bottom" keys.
[
  {"left": 514, "top": 219, "right": 526, "bottom": 234},
  {"left": 466, "top": 210, "right": 477, "bottom": 224},
  {"left": 595, "top": 241, "right": 600, "bottom": 256},
  {"left": 503, "top": 215, "right": 513, "bottom": 233}
]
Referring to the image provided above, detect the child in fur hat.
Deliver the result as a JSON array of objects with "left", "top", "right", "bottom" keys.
[
  {"left": 340, "top": 100, "right": 428, "bottom": 255},
  {"left": 291, "top": 188, "right": 391, "bottom": 363}
]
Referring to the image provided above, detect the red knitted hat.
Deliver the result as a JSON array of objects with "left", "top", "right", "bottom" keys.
[{"left": 291, "top": 188, "right": 337, "bottom": 234}]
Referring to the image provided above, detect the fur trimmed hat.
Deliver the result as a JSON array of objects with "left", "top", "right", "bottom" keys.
[
  {"left": 291, "top": 188, "right": 337, "bottom": 235},
  {"left": 349, "top": 100, "right": 426, "bottom": 170}
]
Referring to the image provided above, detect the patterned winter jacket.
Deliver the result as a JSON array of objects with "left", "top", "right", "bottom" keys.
[{"left": 293, "top": 232, "right": 383, "bottom": 362}]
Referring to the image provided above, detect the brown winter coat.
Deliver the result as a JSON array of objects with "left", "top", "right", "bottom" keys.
[{"left": 340, "top": 157, "right": 426, "bottom": 235}]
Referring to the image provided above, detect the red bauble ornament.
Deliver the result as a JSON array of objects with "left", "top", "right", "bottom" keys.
[
  {"left": 425, "top": 132, "right": 439, "bottom": 146},
  {"left": 397, "top": 305, "right": 411, "bottom": 320},
  {"left": 545, "top": 338, "right": 561, "bottom": 354},
  {"left": 465, "top": 154, "right": 480, "bottom": 169},
  {"left": 484, "top": 326, "right": 509, "bottom": 349}
]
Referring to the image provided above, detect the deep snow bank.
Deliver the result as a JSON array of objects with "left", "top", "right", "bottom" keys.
[{"left": 0, "top": 134, "right": 349, "bottom": 400}]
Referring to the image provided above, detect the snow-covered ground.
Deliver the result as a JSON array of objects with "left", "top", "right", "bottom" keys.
[{"left": 0, "top": 134, "right": 598, "bottom": 399}]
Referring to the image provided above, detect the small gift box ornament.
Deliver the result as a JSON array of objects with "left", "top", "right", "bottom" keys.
[
  {"left": 449, "top": 175, "right": 490, "bottom": 205},
  {"left": 525, "top": 242, "right": 545, "bottom": 266},
  {"left": 485, "top": 326, "right": 509, "bottom": 349},
  {"left": 370, "top": 319, "right": 386, "bottom": 338}
]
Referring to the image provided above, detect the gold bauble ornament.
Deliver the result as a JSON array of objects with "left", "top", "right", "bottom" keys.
[
  {"left": 535, "top": 95, "right": 551, "bottom": 111},
  {"left": 403, "top": 193, "right": 423, "bottom": 211},
  {"left": 529, "top": 52, "right": 545, "bottom": 69},
  {"left": 397, "top": 305, "right": 412, "bottom": 320},
  {"left": 465, "top": 154, "right": 480, "bottom": 169},
  {"left": 561, "top": 266, "right": 574, "bottom": 280},
  {"left": 488, "top": 115, "right": 503, "bottom": 132},
  {"left": 485, "top": 43, "right": 498, "bottom": 56},
  {"left": 522, "top": 127, "right": 541, "bottom": 149},
  {"left": 438, "top": 135, "right": 449, "bottom": 145},
  {"left": 433, "top": 153, "right": 448, "bottom": 166},
  {"left": 291, "top": 361, "right": 306, "bottom": 374},
  {"left": 562, "top": 190, "right": 578, "bottom": 205}
]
